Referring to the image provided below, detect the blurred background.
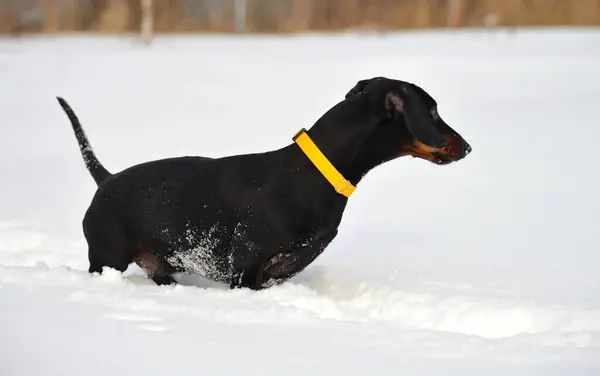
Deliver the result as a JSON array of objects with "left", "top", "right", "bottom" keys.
[{"left": 1, "top": 0, "right": 599, "bottom": 36}]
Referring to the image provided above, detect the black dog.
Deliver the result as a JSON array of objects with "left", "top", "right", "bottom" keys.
[{"left": 57, "top": 77, "right": 472, "bottom": 290}]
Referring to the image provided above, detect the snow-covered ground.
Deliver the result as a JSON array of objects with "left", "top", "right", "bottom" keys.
[{"left": 1, "top": 28, "right": 599, "bottom": 375}]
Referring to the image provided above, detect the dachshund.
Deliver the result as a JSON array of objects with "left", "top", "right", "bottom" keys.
[{"left": 56, "top": 76, "right": 472, "bottom": 290}]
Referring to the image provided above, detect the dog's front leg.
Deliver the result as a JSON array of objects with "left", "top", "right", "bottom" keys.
[
  {"left": 226, "top": 222, "right": 266, "bottom": 290},
  {"left": 240, "top": 230, "right": 339, "bottom": 290}
]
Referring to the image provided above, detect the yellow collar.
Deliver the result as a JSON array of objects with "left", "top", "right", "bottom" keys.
[{"left": 292, "top": 128, "right": 356, "bottom": 198}]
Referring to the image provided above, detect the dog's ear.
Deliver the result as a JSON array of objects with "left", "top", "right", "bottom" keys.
[
  {"left": 385, "top": 91, "right": 404, "bottom": 119},
  {"left": 387, "top": 86, "right": 447, "bottom": 148},
  {"left": 345, "top": 77, "right": 385, "bottom": 99}
]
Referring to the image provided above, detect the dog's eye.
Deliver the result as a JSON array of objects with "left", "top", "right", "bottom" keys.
[{"left": 430, "top": 107, "right": 440, "bottom": 120}]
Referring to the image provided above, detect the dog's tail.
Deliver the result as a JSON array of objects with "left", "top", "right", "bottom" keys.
[{"left": 56, "top": 97, "right": 111, "bottom": 185}]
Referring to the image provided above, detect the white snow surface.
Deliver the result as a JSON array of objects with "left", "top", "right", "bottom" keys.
[{"left": 1, "top": 28, "right": 599, "bottom": 375}]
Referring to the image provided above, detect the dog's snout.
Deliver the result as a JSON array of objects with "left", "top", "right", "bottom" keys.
[{"left": 445, "top": 136, "right": 472, "bottom": 162}]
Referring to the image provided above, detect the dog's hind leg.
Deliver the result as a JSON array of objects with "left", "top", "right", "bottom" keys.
[
  {"left": 133, "top": 249, "right": 178, "bottom": 286},
  {"left": 87, "top": 243, "right": 134, "bottom": 275},
  {"left": 83, "top": 209, "right": 137, "bottom": 276}
]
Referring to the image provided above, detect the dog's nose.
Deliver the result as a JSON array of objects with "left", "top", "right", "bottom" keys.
[{"left": 462, "top": 140, "right": 472, "bottom": 157}]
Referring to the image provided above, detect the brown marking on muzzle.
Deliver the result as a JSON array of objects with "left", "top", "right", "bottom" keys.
[
  {"left": 444, "top": 133, "right": 465, "bottom": 160},
  {"left": 397, "top": 133, "right": 464, "bottom": 163},
  {"left": 398, "top": 140, "right": 444, "bottom": 162}
]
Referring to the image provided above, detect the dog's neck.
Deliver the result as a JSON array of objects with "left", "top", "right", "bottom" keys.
[
  {"left": 293, "top": 99, "right": 385, "bottom": 189},
  {"left": 343, "top": 139, "right": 396, "bottom": 185}
]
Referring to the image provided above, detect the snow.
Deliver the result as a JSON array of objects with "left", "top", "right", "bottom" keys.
[{"left": 1, "top": 28, "right": 599, "bottom": 375}]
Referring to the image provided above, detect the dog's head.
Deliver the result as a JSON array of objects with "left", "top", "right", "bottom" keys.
[{"left": 345, "top": 77, "right": 471, "bottom": 166}]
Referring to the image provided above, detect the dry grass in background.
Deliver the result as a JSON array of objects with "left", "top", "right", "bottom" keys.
[{"left": 1, "top": 0, "right": 599, "bottom": 35}]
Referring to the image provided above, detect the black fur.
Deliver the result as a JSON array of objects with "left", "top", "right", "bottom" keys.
[
  {"left": 57, "top": 97, "right": 110, "bottom": 185},
  {"left": 57, "top": 77, "right": 472, "bottom": 290}
]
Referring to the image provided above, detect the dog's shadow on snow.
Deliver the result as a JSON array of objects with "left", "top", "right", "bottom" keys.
[
  {"left": 124, "top": 263, "right": 335, "bottom": 294},
  {"left": 122, "top": 264, "right": 231, "bottom": 290},
  {"left": 171, "top": 267, "right": 332, "bottom": 292},
  {"left": 173, "top": 273, "right": 231, "bottom": 290}
]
